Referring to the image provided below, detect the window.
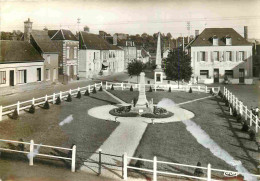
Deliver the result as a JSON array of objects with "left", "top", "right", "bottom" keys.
[
  {"left": 0, "top": 71, "right": 6, "bottom": 84},
  {"left": 45, "top": 69, "right": 50, "bottom": 80},
  {"left": 239, "top": 51, "right": 244, "bottom": 61},
  {"left": 200, "top": 70, "right": 209, "bottom": 78},
  {"left": 66, "top": 47, "right": 70, "bottom": 59},
  {"left": 74, "top": 47, "right": 77, "bottom": 59},
  {"left": 226, "top": 51, "right": 232, "bottom": 61},
  {"left": 225, "top": 70, "right": 233, "bottom": 78},
  {"left": 37, "top": 68, "right": 41, "bottom": 81},
  {"left": 17, "top": 70, "right": 27, "bottom": 84},
  {"left": 53, "top": 68, "right": 57, "bottom": 80},
  {"left": 200, "top": 52, "right": 206, "bottom": 61},
  {"left": 47, "top": 55, "right": 50, "bottom": 64},
  {"left": 213, "top": 51, "right": 219, "bottom": 61}
]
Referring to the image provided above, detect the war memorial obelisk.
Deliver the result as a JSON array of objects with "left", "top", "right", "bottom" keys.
[{"left": 154, "top": 32, "right": 164, "bottom": 84}]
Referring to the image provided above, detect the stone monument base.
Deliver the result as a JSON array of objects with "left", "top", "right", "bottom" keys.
[{"left": 131, "top": 107, "right": 153, "bottom": 115}]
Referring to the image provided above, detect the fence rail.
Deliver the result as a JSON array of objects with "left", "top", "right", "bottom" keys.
[
  {"left": 123, "top": 153, "right": 260, "bottom": 181},
  {"left": 0, "top": 82, "right": 103, "bottom": 121},
  {"left": 105, "top": 81, "right": 220, "bottom": 94},
  {"left": 223, "top": 87, "right": 260, "bottom": 132},
  {"left": 0, "top": 139, "right": 76, "bottom": 172}
]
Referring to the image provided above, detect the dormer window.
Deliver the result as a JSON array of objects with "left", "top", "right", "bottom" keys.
[
  {"left": 226, "top": 36, "right": 232, "bottom": 45},
  {"left": 212, "top": 35, "right": 218, "bottom": 46}
]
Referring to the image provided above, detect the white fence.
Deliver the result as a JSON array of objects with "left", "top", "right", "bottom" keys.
[
  {"left": 223, "top": 87, "right": 260, "bottom": 132},
  {"left": 0, "top": 139, "right": 76, "bottom": 172},
  {"left": 0, "top": 82, "right": 103, "bottom": 121},
  {"left": 105, "top": 81, "right": 220, "bottom": 94},
  {"left": 123, "top": 153, "right": 260, "bottom": 181}
]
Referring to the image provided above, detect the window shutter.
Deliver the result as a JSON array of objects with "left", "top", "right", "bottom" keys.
[
  {"left": 193, "top": 52, "right": 195, "bottom": 63},
  {"left": 24, "top": 70, "right": 27, "bottom": 83},
  {"left": 197, "top": 52, "right": 200, "bottom": 62},
  {"left": 244, "top": 51, "right": 247, "bottom": 61},
  {"left": 223, "top": 51, "right": 226, "bottom": 62},
  {"left": 211, "top": 51, "right": 213, "bottom": 62},
  {"left": 236, "top": 51, "right": 239, "bottom": 62},
  {"left": 232, "top": 51, "right": 235, "bottom": 62},
  {"left": 205, "top": 52, "right": 208, "bottom": 62},
  {"left": 219, "top": 51, "right": 222, "bottom": 61}
]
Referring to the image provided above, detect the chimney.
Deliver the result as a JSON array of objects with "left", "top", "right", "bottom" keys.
[
  {"left": 24, "top": 18, "right": 33, "bottom": 43},
  {"left": 113, "top": 34, "right": 117, "bottom": 45},
  {"left": 195, "top": 30, "right": 199, "bottom": 38},
  {"left": 244, "top": 26, "right": 248, "bottom": 40}
]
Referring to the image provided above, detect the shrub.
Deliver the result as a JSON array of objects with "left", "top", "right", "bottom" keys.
[
  {"left": 241, "top": 122, "right": 249, "bottom": 132},
  {"left": 232, "top": 109, "right": 237, "bottom": 117},
  {"left": 29, "top": 105, "right": 35, "bottom": 114},
  {"left": 149, "top": 86, "right": 152, "bottom": 92},
  {"left": 92, "top": 87, "right": 97, "bottom": 94},
  {"left": 67, "top": 94, "right": 72, "bottom": 102},
  {"left": 225, "top": 100, "right": 229, "bottom": 107},
  {"left": 109, "top": 108, "right": 139, "bottom": 117},
  {"left": 210, "top": 88, "right": 213, "bottom": 94},
  {"left": 130, "top": 85, "right": 133, "bottom": 91},
  {"left": 194, "top": 162, "right": 204, "bottom": 177},
  {"left": 84, "top": 90, "right": 89, "bottom": 96},
  {"left": 111, "top": 85, "right": 114, "bottom": 90},
  {"left": 135, "top": 154, "right": 144, "bottom": 168},
  {"left": 218, "top": 91, "right": 222, "bottom": 97},
  {"left": 133, "top": 97, "right": 138, "bottom": 107},
  {"left": 12, "top": 109, "right": 19, "bottom": 120},
  {"left": 141, "top": 112, "right": 174, "bottom": 118},
  {"left": 168, "top": 87, "right": 171, "bottom": 92},
  {"left": 43, "top": 101, "right": 50, "bottom": 109},
  {"left": 99, "top": 86, "right": 103, "bottom": 91},
  {"left": 56, "top": 96, "right": 61, "bottom": 105},
  {"left": 249, "top": 129, "right": 256, "bottom": 141},
  {"left": 189, "top": 87, "right": 192, "bottom": 93},
  {"left": 76, "top": 91, "right": 81, "bottom": 99},
  {"left": 236, "top": 114, "right": 242, "bottom": 123}
]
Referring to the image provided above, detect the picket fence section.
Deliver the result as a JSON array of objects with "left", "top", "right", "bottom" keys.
[
  {"left": 223, "top": 87, "right": 260, "bottom": 132},
  {"left": 0, "top": 82, "right": 103, "bottom": 121},
  {"left": 123, "top": 153, "right": 260, "bottom": 181},
  {"left": 0, "top": 139, "right": 76, "bottom": 172},
  {"left": 105, "top": 81, "right": 220, "bottom": 94}
]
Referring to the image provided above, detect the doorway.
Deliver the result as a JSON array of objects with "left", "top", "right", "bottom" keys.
[
  {"left": 10, "top": 70, "right": 14, "bottom": 86},
  {"left": 213, "top": 69, "right": 219, "bottom": 83},
  {"left": 239, "top": 69, "right": 245, "bottom": 84},
  {"left": 37, "top": 68, "right": 41, "bottom": 81}
]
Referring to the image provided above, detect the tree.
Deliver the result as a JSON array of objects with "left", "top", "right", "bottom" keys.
[
  {"left": 127, "top": 59, "right": 146, "bottom": 83},
  {"left": 165, "top": 48, "right": 192, "bottom": 83},
  {"left": 166, "top": 33, "right": 172, "bottom": 40}
]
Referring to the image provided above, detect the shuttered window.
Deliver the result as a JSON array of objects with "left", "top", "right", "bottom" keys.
[
  {"left": 200, "top": 70, "right": 209, "bottom": 78},
  {"left": 66, "top": 47, "right": 70, "bottom": 59},
  {"left": 0, "top": 71, "right": 6, "bottom": 84},
  {"left": 226, "top": 52, "right": 232, "bottom": 61},
  {"left": 17, "top": 70, "right": 26, "bottom": 84},
  {"left": 238, "top": 51, "right": 244, "bottom": 61},
  {"left": 74, "top": 47, "right": 77, "bottom": 59},
  {"left": 213, "top": 51, "right": 219, "bottom": 61},
  {"left": 225, "top": 70, "right": 233, "bottom": 78}
]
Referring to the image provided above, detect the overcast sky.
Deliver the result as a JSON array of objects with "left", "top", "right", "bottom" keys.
[{"left": 0, "top": 0, "right": 260, "bottom": 39}]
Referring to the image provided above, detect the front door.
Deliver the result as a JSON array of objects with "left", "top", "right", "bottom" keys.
[
  {"left": 239, "top": 69, "right": 245, "bottom": 84},
  {"left": 70, "top": 65, "right": 74, "bottom": 79},
  {"left": 213, "top": 69, "right": 219, "bottom": 83},
  {"left": 10, "top": 70, "right": 14, "bottom": 86},
  {"left": 37, "top": 68, "right": 41, "bottom": 81}
]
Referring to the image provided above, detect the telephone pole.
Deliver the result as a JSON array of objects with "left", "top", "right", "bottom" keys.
[
  {"left": 77, "top": 18, "right": 81, "bottom": 36},
  {"left": 186, "top": 21, "right": 190, "bottom": 43}
]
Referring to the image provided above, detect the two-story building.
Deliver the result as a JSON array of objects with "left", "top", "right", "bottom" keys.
[
  {"left": 0, "top": 40, "right": 44, "bottom": 88},
  {"left": 48, "top": 29, "right": 79, "bottom": 84},
  {"left": 188, "top": 28, "right": 253, "bottom": 84},
  {"left": 79, "top": 31, "right": 124, "bottom": 78},
  {"left": 136, "top": 46, "right": 150, "bottom": 64}
]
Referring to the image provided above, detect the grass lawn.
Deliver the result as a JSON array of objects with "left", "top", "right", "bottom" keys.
[
  {"left": 0, "top": 92, "right": 120, "bottom": 179},
  {"left": 107, "top": 89, "right": 259, "bottom": 178}
]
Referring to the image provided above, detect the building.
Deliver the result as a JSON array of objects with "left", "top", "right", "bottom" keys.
[
  {"left": 48, "top": 29, "right": 79, "bottom": 84},
  {"left": 78, "top": 31, "right": 124, "bottom": 78},
  {"left": 0, "top": 40, "right": 44, "bottom": 87},
  {"left": 30, "top": 30, "right": 59, "bottom": 83},
  {"left": 136, "top": 46, "right": 150, "bottom": 64},
  {"left": 113, "top": 36, "right": 137, "bottom": 70},
  {"left": 188, "top": 28, "right": 253, "bottom": 84}
]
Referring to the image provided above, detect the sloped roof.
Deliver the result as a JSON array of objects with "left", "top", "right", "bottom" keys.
[
  {"left": 141, "top": 48, "right": 149, "bottom": 57},
  {"left": 0, "top": 40, "right": 44, "bottom": 63},
  {"left": 190, "top": 28, "right": 252, "bottom": 47},
  {"left": 48, "top": 29, "right": 77, "bottom": 41},
  {"left": 80, "top": 31, "right": 122, "bottom": 50},
  {"left": 31, "top": 30, "right": 59, "bottom": 53}
]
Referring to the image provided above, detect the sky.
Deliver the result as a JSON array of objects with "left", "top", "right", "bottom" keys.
[{"left": 0, "top": 0, "right": 260, "bottom": 39}]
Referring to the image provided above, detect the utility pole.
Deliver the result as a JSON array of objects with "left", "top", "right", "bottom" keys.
[
  {"left": 186, "top": 21, "right": 190, "bottom": 43},
  {"left": 77, "top": 18, "right": 81, "bottom": 37}
]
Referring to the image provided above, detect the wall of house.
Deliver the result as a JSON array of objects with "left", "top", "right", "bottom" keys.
[
  {"left": 191, "top": 45, "right": 253, "bottom": 84},
  {"left": 42, "top": 53, "right": 59, "bottom": 82},
  {"left": 0, "top": 62, "right": 44, "bottom": 88},
  {"left": 123, "top": 46, "right": 137, "bottom": 70}
]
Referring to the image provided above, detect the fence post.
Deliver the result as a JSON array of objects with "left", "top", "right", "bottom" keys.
[
  {"left": 205, "top": 86, "right": 208, "bottom": 93},
  {"left": 123, "top": 152, "right": 127, "bottom": 180},
  {"left": 207, "top": 163, "right": 211, "bottom": 181},
  {"left": 29, "top": 140, "right": 34, "bottom": 166},
  {"left": 94, "top": 83, "right": 96, "bottom": 88},
  {"left": 0, "top": 105, "right": 2, "bottom": 121},
  {"left": 105, "top": 81, "right": 107, "bottom": 90},
  {"left": 153, "top": 156, "right": 157, "bottom": 181},
  {"left": 198, "top": 86, "right": 200, "bottom": 92},
  {"left": 154, "top": 85, "right": 157, "bottom": 92},
  {"left": 32, "top": 98, "right": 35, "bottom": 105},
  {"left": 69, "top": 89, "right": 72, "bottom": 95},
  {"left": 245, "top": 106, "right": 248, "bottom": 120},
  {"left": 52, "top": 93, "right": 55, "bottom": 104},
  {"left": 45, "top": 95, "right": 48, "bottom": 102},
  {"left": 250, "top": 111, "right": 253, "bottom": 126},
  {"left": 121, "top": 82, "right": 124, "bottom": 90},
  {"left": 88, "top": 85, "right": 91, "bottom": 92},
  {"left": 100, "top": 82, "right": 103, "bottom": 87},
  {"left": 71, "top": 145, "right": 76, "bottom": 172},
  {"left": 256, "top": 117, "right": 258, "bottom": 133},
  {"left": 240, "top": 101, "right": 243, "bottom": 115},
  {"left": 98, "top": 149, "right": 102, "bottom": 175},
  {"left": 17, "top": 101, "right": 20, "bottom": 115},
  {"left": 60, "top": 91, "right": 62, "bottom": 100},
  {"left": 77, "top": 87, "right": 80, "bottom": 92}
]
